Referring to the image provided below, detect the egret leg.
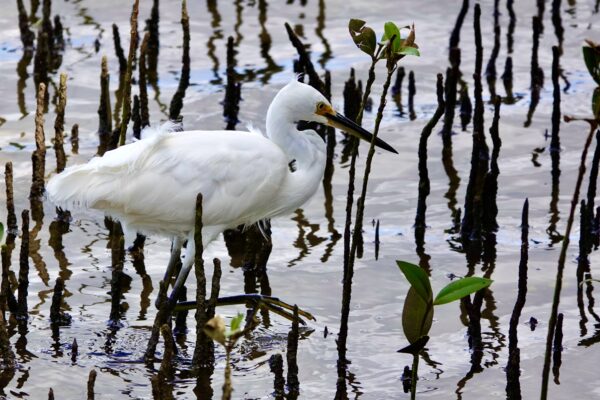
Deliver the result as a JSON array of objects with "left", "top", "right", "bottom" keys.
[
  {"left": 154, "top": 237, "right": 183, "bottom": 309},
  {"left": 167, "top": 240, "right": 195, "bottom": 308},
  {"left": 174, "top": 294, "right": 315, "bottom": 325}
]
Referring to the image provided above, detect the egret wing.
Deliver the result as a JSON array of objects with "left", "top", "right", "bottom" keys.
[{"left": 48, "top": 130, "right": 288, "bottom": 236}]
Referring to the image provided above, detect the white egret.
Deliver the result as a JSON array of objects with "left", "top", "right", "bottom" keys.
[{"left": 47, "top": 79, "right": 397, "bottom": 319}]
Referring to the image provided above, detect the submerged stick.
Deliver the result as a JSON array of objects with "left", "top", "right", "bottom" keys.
[
  {"left": 449, "top": 0, "right": 469, "bottom": 50},
  {"left": 284, "top": 22, "right": 324, "bottom": 93},
  {"left": 223, "top": 36, "right": 241, "bottom": 130}
]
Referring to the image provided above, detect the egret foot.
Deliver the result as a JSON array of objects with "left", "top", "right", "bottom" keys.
[{"left": 174, "top": 294, "right": 315, "bottom": 325}]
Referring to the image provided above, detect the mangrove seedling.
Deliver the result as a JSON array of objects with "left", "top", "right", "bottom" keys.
[
  {"left": 396, "top": 261, "right": 492, "bottom": 399},
  {"left": 204, "top": 312, "right": 258, "bottom": 400}
]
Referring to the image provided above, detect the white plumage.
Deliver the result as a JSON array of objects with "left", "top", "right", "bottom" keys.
[{"left": 46, "top": 79, "right": 396, "bottom": 306}]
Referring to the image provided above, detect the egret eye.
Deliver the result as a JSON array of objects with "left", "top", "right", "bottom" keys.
[{"left": 316, "top": 102, "right": 327, "bottom": 112}]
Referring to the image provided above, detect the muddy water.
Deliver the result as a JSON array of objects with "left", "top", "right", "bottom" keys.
[{"left": 1, "top": 0, "right": 600, "bottom": 398}]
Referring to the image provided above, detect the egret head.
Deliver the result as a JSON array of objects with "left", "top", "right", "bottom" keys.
[{"left": 275, "top": 80, "right": 398, "bottom": 154}]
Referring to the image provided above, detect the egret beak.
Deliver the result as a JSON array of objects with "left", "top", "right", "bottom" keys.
[{"left": 324, "top": 111, "right": 398, "bottom": 154}]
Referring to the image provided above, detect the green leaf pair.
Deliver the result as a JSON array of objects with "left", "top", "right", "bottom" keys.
[
  {"left": 348, "top": 20, "right": 420, "bottom": 59},
  {"left": 396, "top": 261, "right": 492, "bottom": 348}
]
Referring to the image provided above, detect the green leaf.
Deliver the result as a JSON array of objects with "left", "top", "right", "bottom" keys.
[
  {"left": 396, "top": 261, "right": 432, "bottom": 303},
  {"left": 583, "top": 46, "right": 600, "bottom": 85},
  {"left": 382, "top": 21, "right": 401, "bottom": 53},
  {"left": 402, "top": 287, "right": 433, "bottom": 344},
  {"left": 433, "top": 277, "right": 493, "bottom": 305},
  {"left": 398, "top": 46, "right": 420, "bottom": 57},
  {"left": 397, "top": 335, "right": 430, "bottom": 355},
  {"left": 592, "top": 86, "right": 600, "bottom": 120},
  {"left": 0, "top": 222, "right": 4, "bottom": 243},
  {"left": 229, "top": 313, "right": 244, "bottom": 334},
  {"left": 348, "top": 19, "right": 376, "bottom": 57}
]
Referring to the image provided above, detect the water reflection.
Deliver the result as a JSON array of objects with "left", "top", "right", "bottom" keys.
[
  {"left": 206, "top": 0, "right": 223, "bottom": 85},
  {"left": 289, "top": 210, "right": 326, "bottom": 267}
]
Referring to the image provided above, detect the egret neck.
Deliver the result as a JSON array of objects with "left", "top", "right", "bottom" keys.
[{"left": 265, "top": 91, "right": 327, "bottom": 214}]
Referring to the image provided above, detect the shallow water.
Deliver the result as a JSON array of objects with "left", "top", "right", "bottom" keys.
[{"left": 1, "top": 0, "right": 600, "bottom": 398}]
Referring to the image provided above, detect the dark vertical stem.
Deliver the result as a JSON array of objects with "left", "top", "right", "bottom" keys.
[
  {"left": 71, "top": 338, "right": 78, "bottom": 362},
  {"left": 505, "top": 199, "right": 529, "bottom": 400},
  {"left": 54, "top": 73, "right": 67, "bottom": 174},
  {"left": 223, "top": 36, "right": 241, "bottom": 130},
  {"left": 449, "top": 0, "right": 470, "bottom": 50},
  {"left": 392, "top": 66, "right": 405, "bottom": 115},
  {"left": 551, "top": 0, "right": 564, "bottom": 53},
  {"left": 159, "top": 324, "right": 176, "bottom": 380},
  {"left": 459, "top": 83, "right": 472, "bottom": 131},
  {"left": 473, "top": 3, "right": 483, "bottom": 78},
  {"left": 108, "top": 224, "right": 125, "bottom": 327},
  {"left": 138, "top": 32, "right": 150, "bottom": 130},
  {"left": 5, "top": 163, "right": 17, "bottom": 236},
  {"left": 525, "top": 16, "right": 544, "bottom": 128},
  {"left": 408, "top": 71, "right": 416, "bottom": 120},
  {"left": 502, "top": 57, "right": 514, "bottom": 101},
  {"left": 506, "top": 0, "right": 516, "bottom": 54},
  {"left": 442, "top": 48, "right": 460, "bottom": 139},
  {"left": 540, "top": 118, "right": 598, "bottom": 400},
  {"left": 70, "top": 124, "right": 79, "bottom": 154},
  {"left": 286, "top": 306, "right": 300, "bottom": 397},
  {"left": 482, "top": 97, "right": 502, "bottom": 233},
  {"left": 1, "top": 245, "right": 17, "bottom": 316},
  {"left": 485, "top": 0, "right": 501, "bottom": 99},
  {"left": 16, "top": 210, "right": 29, "bottom": 323},
  {"left": 192, "top": 194, "right": 212, "bottom": 368},
  {"left": 87, "top": 370, "right": 97, "bottom": 400},
  {"left": 374, "top": 219, "right": 380, "bottom": 261},
  {"left": 17, "top": 0, "right": 35, "bottom": 49},
  {"left": 415, "top": 75, "right": 446, "bottom": 244},
  {"left": 118, "top": 0, "right": 139, "bottom": 147},
  {"left": 145, "top": 0, "right": 159, "bottom": 85},
  {"left": 132, "top": 95, "right": 141, "bottom": 140},
  {"left": 49, "top": 277, "right": 70, "bottom": 325},
  {"left": 552, "top": 313, "right": 564, "bottom": 384},
  {"left": 547, "top": 46, "right": 562, "bottom": 244},
  {"left": 30, "top": 83, "right": 46, "bottom": 200},
  {"left": 269, "top": 354, "right": 285, "bottom": 400},
  {"left": 586, "top": 132, "right": 600, "bottom": 252},
  {"left": 168, "top": 0, "right": 190, "bottom": 121},
  {"left": 112, "top": 24, "right": 127, "bottom": 76},
  {"left": 284, "top": 23, "right": 325, "bottom": 93},
  {"left": 98, "top": 56, "right": 112, "bottom": 156}
]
